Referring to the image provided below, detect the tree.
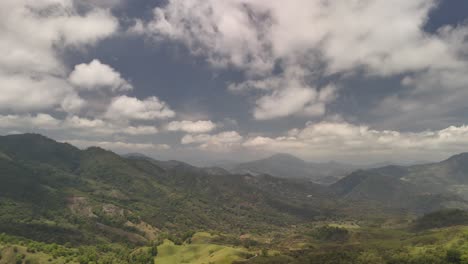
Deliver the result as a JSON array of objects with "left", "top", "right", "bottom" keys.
[
  {"left": 151, "top": 246, "right": 158, "bottom": 257},
  {"left": 447, "top": 249, "right": 462, "bottom": 264}
]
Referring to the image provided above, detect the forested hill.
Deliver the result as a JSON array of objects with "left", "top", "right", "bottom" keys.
[
  {"left": 0, "top": 133, "right": 334, "bottom": 245},
  {"left": 2, "top": 134, "right": 468, "bottom": 263},
  {"left": 1, "top": 133, "right": 468, "bottom": 247},
  {"left": 331, "top": 154, "right": 468, "bottom": 212}
]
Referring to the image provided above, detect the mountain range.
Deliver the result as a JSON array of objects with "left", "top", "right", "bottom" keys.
[
  {"left": 0, "top": 134, "right": 335, "bottom": 245},
  {"left": 220, "top": 153, "right": 359, "bottom": 185},
  {"left": 1, "top": 133, "right": 468, "bottom": 245},
  {"left": 331, "top": 154, "right": 468, "bottom": 212}
]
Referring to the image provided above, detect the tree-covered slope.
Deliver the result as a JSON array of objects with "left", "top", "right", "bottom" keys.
[
  {"left": 2, "top": 134, "right": 468, "bottom": 263},
  {"left": 0, "top": 134, "right": 335, "bottom": 246},
  {"left": 331, "top": 156, "right": 468, "bottom": 212}
]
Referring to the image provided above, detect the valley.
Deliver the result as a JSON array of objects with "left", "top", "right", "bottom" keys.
[{"left": 1, "top": 134, "right": 468, "bottom": 263}]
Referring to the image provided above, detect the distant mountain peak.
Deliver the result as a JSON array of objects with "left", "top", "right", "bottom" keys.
[
  {"left": 122, "top": 153, "right": 152, "bottom": 160},
  {"left": 85, "top": 146, "right": 109, "bottom": 152},
  {"left": 4, "top": 133, "right": 55, "bottom": 142},
  {"left": 226, "top": 153, "right": 357, "bottom": 184},
  {"left": 266, "top": 153, "right": 306, "bottom": 163},
  {"left": 446, "top": 152, "right": 468, "bottom": 162}
]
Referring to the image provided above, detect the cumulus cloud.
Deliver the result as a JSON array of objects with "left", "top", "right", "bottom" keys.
[
  {"left": 105, "top": 95, "right": 175, "bottom": 121},
  {"left": 6, "top": 3, "right": 117, "bottom": 74},
  {"left": 0, "top": 114, "right": 159, "bottom": 136},
  {"left": 61, "top": 93, "right": 87, "bottom": 114},
  {"left": 137, "top": 0, "right": 468, "bottom": 121},
  {"left": 76, "top": 0, "right": 124, "bottom": 9},
  {"left": 375, "top": 62, "right": 468, "bottom": 129},
  {"left": 139, "top": 0, "right": 463, "bottom": 75},
  {"left": 166, "top": 120, "right": 216, "bottom": 133},
  {"left": 0, "top": 1, "right": 118, "bottom": 74},
  {"left": 178, "top": 121, "right": 468, "bottom": 163},
  {"left": 63, "top": 116, "right": 159, "bottom": 136},
  {"left": 0, "top": 0, "right": 174, "bottom": 155},
  {"left": 57, "top": 9, "right": 118, "bottom": 46},
  {"left": 0, "top": 114, "right": 61, "bottom": 129},
  {"left": 0, "top": 74, "right": 75, "bottom": 112},
  {"left": 69, "top": 60, "right": 133, "bottom": 92},
  {"left": 137, "top": 1, "right": 251, "bottom": 71},
  {"left": 0, "top": 0, "right": 118, "bottom": 114},
  {"left": 2, "top": 0, "right": 468, "bottom": 164},
  {"left": 181, "top": 131, "right": 243, "bottom": 151},
  {"left": 254, "top": 83, "right": 336, "bottom": 120},
  {"left": 121, "top": 126, "right": 159, "bottom": 135},
  {"left": 64, "top": 139, "right": 170, "bottom": 152},
  {"left": 242, "top": 121, "right": 468, "bottom": 163},
  {"left": 230, "top": 68, "right": 337, "bottom": 119}
]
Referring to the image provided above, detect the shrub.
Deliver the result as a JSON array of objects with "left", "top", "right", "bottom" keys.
[
  {"left": 312, "top": 226, "right": 350, "bottom": 242},
  {"left": 447, "top": 249, "right": 462, "bottom": 264}
]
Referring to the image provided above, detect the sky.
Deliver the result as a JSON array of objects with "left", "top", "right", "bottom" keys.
[{"left": 0, "top": 0, "right": 468, "bottom": 165}]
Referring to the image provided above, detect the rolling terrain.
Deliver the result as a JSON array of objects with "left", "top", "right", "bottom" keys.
[
  {"left": 1, "top": 134, "right": 468, "bottom": 263},
  {"left": 0, "top": 134, "right": 336, "bottom": 245},
  {"left": 331, "top": 155, "right": 468, "bottom": 212}
]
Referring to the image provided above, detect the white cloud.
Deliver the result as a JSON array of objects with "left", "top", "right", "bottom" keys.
[
  {"left": 229, "top": 68, "right": 337, "bottom": 120},
  {"left": 76, "top": 0, "right": 124, "bottom": 9},
  {"left": 254, "top": 86, "right": 316, "bottom": 120},
  {"left": 143, "top": 0, "right": 461, "bottom": 76},
  {"left": 254, "top": 83, "right": 336, "bottom": 120},
  {"left": 173, "top": 121, "right": 468, "bottom": 163},
  {"left": 166, "top": 120, "right": 216, "bottom": 133},
  {"left": 0, "top": 1, "right": 180, "bottom": 155},
  {"left": 0, "top": 1, "right": 117, "bottom": 75},
  {"left": 374, "top": 64, "right": 468, "bottom": 130},
  {"left": 0, "top": 114, "right": 60, "bottom": 129},
  {"left": 0, "top": 0, "right": 118, "bottom": 113},
  {"left": 64, "top": 116, "right": 105, "bottom": 127},
  {"left": 62, "top": 116, "right": 159, "bottom": 135},
  {"left": 181, "top": 134, "right": 210, "bottom": 145},
  {"left": 56, "top": 9, "right": 118, "bottom": 46},
  {"left": 138, "top": 0, "right": 468, "bottom": 120},
  {"left": 69, "top": 59, "right": 133, "bottom": 92},
  {"left": 0, "top": 74, "right": 75, "bottom": 112},
  {"left": 121, "top": 126, "right": 159, "bottom": 135},
  {"left": 242, "top": 121, "right": 468, "bottom": 163},
  {"left": 105, "top": 95, "right": 176, "bottom": 121},
  {"left": 138, "top": 1, "right": 273, "bottom": 74},
  {"left": 64, "top": 139, "right": 170, "bottom": 152},
  {"left": 0, "top": 114, "right": 159, "bottom": 136},
  {"left": 181, "top": 131, "right": 243, "bottom": 151},
  {"left": 61, "top": 93, "right": 87, "bottom": 114}
]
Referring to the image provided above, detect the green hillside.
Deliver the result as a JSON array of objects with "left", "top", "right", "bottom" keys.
[
  {"left": 331, "top": 159, "right": 468, "bottom": 212},
  {"left": 0, "top": 134, "right": 336, "bottom": 246},
  {"left": 1, "top": 134, "right": 468, "bottom": 263}
]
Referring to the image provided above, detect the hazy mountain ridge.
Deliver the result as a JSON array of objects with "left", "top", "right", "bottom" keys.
[
  {"left": 223, "top": 153, "right": 359, "bottom": 185},
  {"left": 125, "top": 154, "right": 232, "bottom": 177},
  {"left": 331, "top": 155, "right": 468, "bottom": 212}
]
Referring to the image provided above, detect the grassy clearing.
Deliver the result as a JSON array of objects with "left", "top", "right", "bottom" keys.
[
  {"left": 155, "top": 238, "right": 253, "bottom": 264},
  {"left": 190, "top": 232, "right": 218, "bottom": 244},
  {"left": 0, "top": 244, "right": 77, "bottom": 264}
]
